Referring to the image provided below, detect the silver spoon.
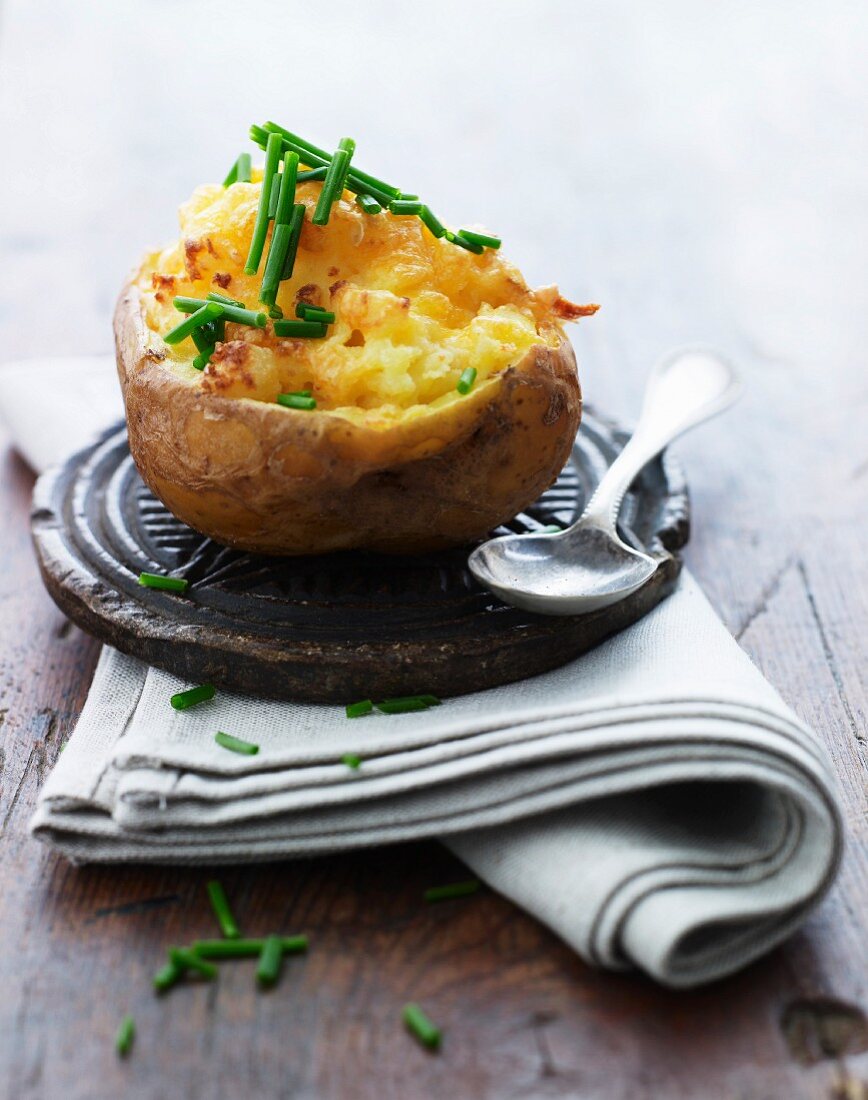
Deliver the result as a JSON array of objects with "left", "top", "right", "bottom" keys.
[{"left": 468, "top": 348, "right": 742, "bottom": 615}]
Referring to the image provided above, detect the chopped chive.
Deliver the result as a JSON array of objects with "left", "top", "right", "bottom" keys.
[
  {"left": 138, "top": 572, "right": 189, "bottom": 593},
  {"left": 419, "top": 206, "right": 447, "bottom": 238},
  {"left": 312, "top": 145, "right": 352, "bottom": 226},
  {"left": 169, "top": 948, "right": 218, "bottom": 981},
  {"left": 260, "top": 222, "right": 293, "bottom": 305},
  {"left": 424, "top": 879, "right": 481, "bottom": 903},
  {"left": 448, "top": 231, "right": 485, "bottom": 255},
  {"left": 418, "top": 695, "right": 442, "bottom": 707},
  {"left": 259, "top": 122, "right": 401, "bottom": 201},
  {"left": 206, "top": 879, "right": 240, "bottom": 939},
  {"left": 206, "top": 291, "right": 246, "bottom": 308},
  {"left": 376, "top": 697, "right": 431, "bottom": 714},
  {"left": 236, "top": 152, "right": 252, "bottom": 183},
  {"left": 170, "top": 683, "right": 216, "bottom": 711},
  {"left": 244, "top": 131, "right": 283, "bottom": 275},
  {"left": 193, "top": 935, "right": 308, "bottom": 959},
  {"left": 341, "top": 753, "right": 362, "bottom": 770},
  {"left": 399, "top": 192, "right": 419, "bottom": 201},
  {"left": 153, "top": 961, "right": 182, "bottom": 993},
  {"left": 355, "top": 194, "right": 382, "bottom": 215},
  {"left": 298, "top": 166, "right": 328, "bottom": 182},
  {"left": 175, "top": 297, "right": 266, "bottom": 328},
  {"left": 275, "top": 151, "right": 299, "bottom": 225},
  {"left": 458, "top": 228, "right": 501, "bottom": 250},
  {"left": 345, "top": 699, "right": 373, "bottom": 719},
  {"left": 295, "top": 303, "right": 336, "bottom": 324},
  {"left": 223, "top": 152, "right": 251, "bottom": 188},
  {"left": 274, "top": 320, "right": 327, "bottom": 339},
  {"left": 163, "top": 302, "right": 223, "bottom": 345},
  {"left": 268, "top": 304, "right": 284, "bottom": 319},
  {"left": 223, "top": 158, "right": 240, "bottom": 188},
  {"left": 268, "top": 178, "right": 280, "bottom": 219},
  {"left": 457, "top": 367, "right": 478, "bottom": 395},
  {"left": 389, "top": 199, "right": 423, "bottom": 216},
  {"left": 191, "top": 325, "right": 216, "bottom": 370},
  {"left": 402, "top": 1003, "right": 441, "bottom": 1050},
  {"left": 192, "top": 348, "right": 211, "bottom": 371},
  {"left": 281, "top": 203, "right": 306, "bottom": 279},
  {"left": 277, "top": 392, "right": 318, "bottom": 410},
  {"left": 115, "top": 1014, "right": 135, "bottom": 1057},
  {"left": 215, "top": 731, "right": 259, "bottom": 756},
  {"left": 256, "top": 935, "right": 284, "bottom": 987}
]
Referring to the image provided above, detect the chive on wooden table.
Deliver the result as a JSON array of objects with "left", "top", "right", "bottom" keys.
[{"left": 0, "top": 2, "right": 866, "bottom": 1097}]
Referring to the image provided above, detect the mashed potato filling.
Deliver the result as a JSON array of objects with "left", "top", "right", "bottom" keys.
[{"left": 135, "top": 172, "right": 584, "bottom": 424}]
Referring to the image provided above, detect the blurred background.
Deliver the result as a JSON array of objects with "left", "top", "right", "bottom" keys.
[{"left": 0, "top": 0, "right": 865, "bottom": 575}]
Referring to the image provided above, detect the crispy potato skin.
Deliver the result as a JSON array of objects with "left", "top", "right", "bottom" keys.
[{"left": 115, "top": 283, "right": 581, "bottom": 555}]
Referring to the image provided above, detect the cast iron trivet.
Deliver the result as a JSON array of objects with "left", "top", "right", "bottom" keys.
[{"left": 31, "top": 409, "right": 689, "bottom": 702}]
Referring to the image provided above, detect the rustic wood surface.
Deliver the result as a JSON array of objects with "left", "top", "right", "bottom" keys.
[{"left": 0, "top": 2, "right": 866, "bottom": 1097}]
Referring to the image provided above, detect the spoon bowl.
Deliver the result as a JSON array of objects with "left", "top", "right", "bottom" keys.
[{"left": 468, "top": 348, "right": 742, "bottom": 616}]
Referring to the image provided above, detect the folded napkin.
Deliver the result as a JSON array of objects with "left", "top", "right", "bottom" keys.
[{"left": 0, "top": 357, "right": 843, "bottom": 988}]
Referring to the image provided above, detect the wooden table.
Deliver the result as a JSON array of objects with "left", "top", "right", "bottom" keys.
[{"left": 1, "top": 2, "right": 866, "bottom": 1096}]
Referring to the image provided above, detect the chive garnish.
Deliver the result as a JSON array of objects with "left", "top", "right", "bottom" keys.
[
  {"left": 312, "top": 141, "right": 353, "bottom": 226},
  {"left": 424, "top": 880, "right": 480, "bottom": 903},
  {"left": 192, "top": 349, "right": 211, "bottom": 371},
  {"left": 399, "top": 193, "right": 419, "bottom": 201},
  {"left": 258, "top": 122, "right": 400, "bottom": 203},
  {"left": 355, "top": 194, "right": 382, "bottom": 215},
  {"left": 275, "top": 151, "right": 299, "bottom": 225},
  {"left": 115, "top": 1014, "right": 135, "bottom": 1057},
  {"left": 260, "top": 221, "right": 294, "bottom": 306},
  {"left": 170, "top": 683, "right": 215, "bottom": 711},
  {"left": 458, "top": 229, "right": 501, "bottom": 250},
  {"left": 206, "top": 291, "right": 246, "bottom": 308},
  {"left": 163, "top": 302, "right": 223, "bottom": 345},
  {"left": 244, "top": 131, "right": 283, "bottom": 275},
  {"left": 419, "top": 206, "right": 447, "bottom": 239},
  {"left": 206, "top": 880, "right": 241, "bottom": 939},
  {"left": 193, "top": 935, "right": 308, "bottom": 959},
  {"left": 223, "top": 152, "right": 252, "bottom": 188},
  {"left": 281, "top": 203, "right": 306, "bottom": 279},
  {"left": 256, "top": 935, "right": 284, "bottom": 987},
  {"left": 191, "top": 325, "right": 216, "bottom": 370},
  {"left": 345, "top": 699, "right": 373, "bottom": 719},
  {"left": 418, "top": 695, "right": 442, "bottom": 706},
  {"left": 138, "top": 572, "right": 189, "bottom": 593},
  {"left": 277, "top": 392, "right": 318, "bottom": 410},
  {"left": 341, "top": 753, "right": 362, "bottom": 770},
  {"left": 457, "top": 367, "right": 477, "bottom": 395},
  {"left": 389, "top": 199, "right": 423, "bottom": 216},
  {"left": 449, "top": 231, "right": 485, "bottom": 255},
  {"left": 268, "top": 305, "right": 284, "bottom": 319},
  {"left": 215, "top": 731, "right": 259, "bottom": 755},
  {"left": 376, "top": 697, "right": 431, "bottom": 714},
  {"left": 295, "top": 303, "right": 336, "bottom": 324},
  {"left": 153, "top": 961, "right": 182, "bottom": 993},
  {"left": 175, "top": 297, "right": 266, "bottom": 328},
  {"left": 169, "top": 948, "right": 218, "bottom": 980},
  {"left": 402, "top": 1003, "right": 441, "bottom": 1050},
  {"left": 267, "top": 179, "right": 280, "bottom": 219},
  {"left": 297, "top": 166, "right": 328, "bottom": 182},
  {"left": 274, "top": 320, "right": 327, "bottom": 340}
]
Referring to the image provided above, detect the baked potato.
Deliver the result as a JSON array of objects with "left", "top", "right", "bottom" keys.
[{"left": 115, "top": 161, "right": 596, "bottom": 555}]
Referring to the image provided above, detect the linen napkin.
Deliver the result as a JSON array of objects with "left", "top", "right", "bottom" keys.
[{"left": 0, "top": 357, "right": 843, "bottom": 989}]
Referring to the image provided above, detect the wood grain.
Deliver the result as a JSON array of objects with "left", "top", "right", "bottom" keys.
[{"left": 1, "top": 2, "right": 867, "bottom": 1098}]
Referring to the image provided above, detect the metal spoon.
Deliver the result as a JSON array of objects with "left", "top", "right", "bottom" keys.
[{"left": 468, "top": 348, "right": 742, "bottom": 615}]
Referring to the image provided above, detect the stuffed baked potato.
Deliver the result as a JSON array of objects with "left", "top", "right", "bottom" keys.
[{"left": 115, "top": 128, "right": 596, "bottom": 555}]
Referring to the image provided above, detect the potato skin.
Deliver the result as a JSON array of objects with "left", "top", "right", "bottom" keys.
[{"left": 114, "top": 283, "right": 581, "bottom": 555}]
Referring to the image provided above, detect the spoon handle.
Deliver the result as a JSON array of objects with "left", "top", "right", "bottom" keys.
[{"left": 581, "top": 348, "right": 742, "bottom": 529}]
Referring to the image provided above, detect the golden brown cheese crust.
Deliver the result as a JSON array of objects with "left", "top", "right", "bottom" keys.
[{"left": 115, "top": 282, "right": 582, "bottom": 555}]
